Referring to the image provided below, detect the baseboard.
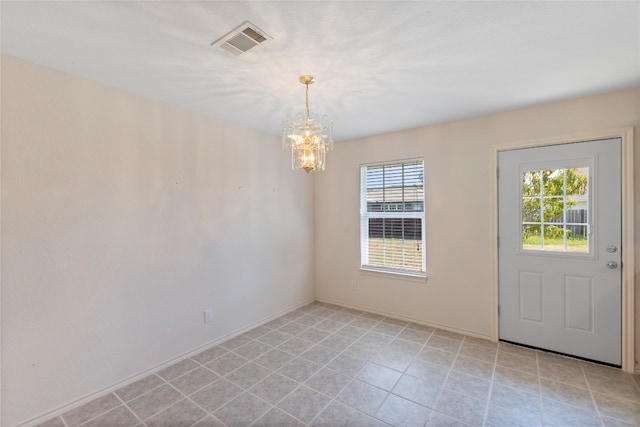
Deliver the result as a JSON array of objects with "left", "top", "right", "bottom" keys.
[
  {"left": 19, "top": 298, "right": 315, "bottom": 427},
  {"left": 316, "top": 296, "right": 493, "bottom": 342}
]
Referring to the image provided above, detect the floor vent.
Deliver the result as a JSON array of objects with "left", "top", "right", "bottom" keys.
[{"left": 212, "top": 21, "right": 272, "bottom": 56}]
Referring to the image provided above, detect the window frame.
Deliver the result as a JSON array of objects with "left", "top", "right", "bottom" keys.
[{"left": 359, "top": 159, "right": 426, "bottom": 277}]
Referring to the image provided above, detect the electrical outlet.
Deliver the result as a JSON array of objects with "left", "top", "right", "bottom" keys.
[
  {"left": 351, "top": 280, "right": 357, "bottom": 290},
  {"left": 204, "top": 309, "right": 213, "bottom": 323}
]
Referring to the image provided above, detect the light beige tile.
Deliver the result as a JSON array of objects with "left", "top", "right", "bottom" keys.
[
  {"left": 241, "top": 325, "right": 272, "bottom": 340},
  {"left": 374, "top": 344, "right": 420, "bottom": 371},
  {"left": 277, "top": 321, "right": 309, "bottom": 336},
  {"left": 357, "top": 363, "right": 402, "bottom": 391},
  {"left": 205, "top": 352, "right": 248, "bottom": 376},
  {"left": 406, "top": 359, "right": 449, "bottom": 386},
  {"left": 485, "top": 402, "right": 543, "bottom": 427},
  {"left": 157, "top": 358, "right": 199, "bottom": 381},
  {"left": 540, "top": 377, "right": 595, "bottom": 410},
  {"left": 312, "top": 400, "right": 387, "bottom": 427},
  {"left": 498, "top": 342, "right": 537, "bottom": 359},
  {"left": 254, "top": 408, "right": 306, "bottom": 427},
  {"left": 426, "top": 411, "right": 471, "bottom": 426},
  {"left": 457, "top": 341, "right": 497, "bottom": 363},
  {"left": 315, "top": 319, "right": 344, "bottom": 332},
  {"left": 305, "top": 367, "right": 352, "bottom": 397},
  {"left": 372, "top": 322, "right": 404, "bottom": 336},
  {"left": 249, "top": 373, "right": 299, "bottom": 404},
  {"left": 277, "top": 336, "right": 315, "bottom": 356},
  {"left": 586, "top": 371, "right": 640, "bottom": 400},
  {"left": 444, "top": 370, "right": 491, "bottom": 401},
  {"left": 213, "top": 392, "right": 272, "bottom": 427},
  {"left": 257, "top": 330, "right": 294, "bottom": 347},
  {"left": 538, "top": 355, "right": 587, "bottom": 388},
  {"left": 264, "top": 317, "right": 290, "bottom": 329},
  {"left": 393, "top": 374, "right": 441, "bottom": 408},
  {"left": 299, "top": 344, "right": 340, "bottom": 366},
  {"left": 219, "top": 335, "right": 252, "bottom": 351},
  {"left": 80, "top": 405, "right": 140, "bottom": 427},
  {"left": 170, "top": 366, "right": 219, "bottom": 396},
  {"left": 376, "top": 394, "right": 430, "bottom": 426},
  {"left": 191, "top": 415, "right": 226, "bottom": 427},
  {"left": 224, "top": 362, "right": 271, "bottom": 389},
  {"left": 295, "top": 314, "right": 323, "bottom": 327},
  {"left": 594, "top": 391, "right": 640, "bottom": 424},
  {"left": 127, "top": 385, "right": 182, "bottom": 421},
  {"left": 490, "top": 383, "right": 541, "bottom": 413},
  {"left": 416, "top": 346, "right": 457, "bottom": 368},
  {"left": 190, "top": 379, "right": 243, "bottom": 413},
  {"left": 348, "top": 317, "right": 381, "bottom": 330},
  {"left": 145, "top": 399, "right": 207, "bottom": 427},
  {"left": 327, "top": 354, "right": 367, "bottom": 377},
  {"left": 277, "top": 385, "right": 331, "bottom": 422},
  {"left": 191, "top": 346, "right": 228, "bottom": 364},
  {"left": 338, "top": 379, "right": 388, "bottom": 415},
  {"left": 496, "top": 350, "right": 538, "bottom": 375},
  {"left": 493, "top": 365, "right": 540, "bottom": 395},
  {"left": 397, "top": 327, "right": 432, "bottom": 344},
  {"left": 434, "top": 329, "right": 465, "bottom": 341},
  {"left": 319, "top": 334, "right": 353, "bottom": 351},
  {"left": 62, "top": 393, "right": 121, "bottom": 426},
  {"left": 35, "top": 417, "right": 66, "bottom": 427},
  {"left": 297, "top": 327, "right": 331, "bottom": 343},
  {"left": 255, "top": 348, "right": 294, "bottom": 371},
  {"left": 115, "top": 375, "right": 164, "bottom": 402},
  {"left": 451, "top": 355, "right": 495, "bottom": 380},
  {"left": 435, "top": 389, "right": 487, "bottom": 426},
  {"left": 427, "top": 335, "right": 462, "bottom": 353},
  {"left": 343, "top": 341, "right": 380, "bottom": 361},
  {"left": 542, "top": 397, "right": 602, "bottom": 426},
  {"left": 232, "top": 340, "right": 273, "bottom": 360},
  {"left": 277, "top": 357, "right": 322, "bottom": 382}
]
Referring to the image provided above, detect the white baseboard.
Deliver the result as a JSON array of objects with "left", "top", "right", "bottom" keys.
[
  {"left": 20, "top": 298, "right": 315, "bottom": 427},
  {"left": 316, "top": 296, "right": 493, "bottom": 342}
]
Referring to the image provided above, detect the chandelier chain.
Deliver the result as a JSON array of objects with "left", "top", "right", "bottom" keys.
[{"left": 305, "top": 82, "right": 310, "bottom": 121}]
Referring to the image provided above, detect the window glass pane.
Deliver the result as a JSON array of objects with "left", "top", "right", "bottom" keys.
[
  {"left": 522, "top": 197, "right": 541, "bottom": 222},
  {"left": 522, "top": 224, "right": 542, "bottom": 250},
  {"left": 566, "top": 224, "right": 588, "bottom": 253},
  {"left": 543, "top": 197, "right": 564, "bottom": 223},
  {"left": 522, "top": 171, "right": 541, "bottom": 196},
  {"left": 521, "top": 167, "right": 589, "bottom": 254}
]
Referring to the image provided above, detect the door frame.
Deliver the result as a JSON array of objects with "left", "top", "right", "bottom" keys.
[{"left": 490, "top": 127, "right": 635, "bottom": 372}]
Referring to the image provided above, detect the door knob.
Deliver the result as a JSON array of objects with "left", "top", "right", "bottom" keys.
[{"left": 606, "top": 261, "right": 618, "bottom": 269}]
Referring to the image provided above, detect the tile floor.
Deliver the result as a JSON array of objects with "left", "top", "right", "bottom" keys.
[{"left": 38, "top": 301, "right": 640, "bottom": 427}]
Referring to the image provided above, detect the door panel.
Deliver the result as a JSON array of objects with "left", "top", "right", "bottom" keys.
[{"left": 498, "top": 138, "right": 621, "bottom": 365}]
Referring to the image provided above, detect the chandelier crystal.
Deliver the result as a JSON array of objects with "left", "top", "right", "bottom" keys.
[{"left": 282, "top": 75, "right": 333, "bottom": 173}]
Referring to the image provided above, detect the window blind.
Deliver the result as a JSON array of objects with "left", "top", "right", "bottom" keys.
[{"left": 360, "top": 160, "right": 425, "bottom": 275}]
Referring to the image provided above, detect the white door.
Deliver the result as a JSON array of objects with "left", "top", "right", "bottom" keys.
[{"left": 498, "top": 138, "right": 622, "bottom": 366}]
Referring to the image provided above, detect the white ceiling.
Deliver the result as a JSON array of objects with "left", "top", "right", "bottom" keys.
[{"left": 2, "top": 1, "right": 639, "bottom": 142}]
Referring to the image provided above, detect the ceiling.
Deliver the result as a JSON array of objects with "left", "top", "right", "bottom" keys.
[{"left": 2, "top": 1, "right": 639, "bottom": 142}]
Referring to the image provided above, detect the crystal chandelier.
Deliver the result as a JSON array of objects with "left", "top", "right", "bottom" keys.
[{"left": 282, "top": 75, "right": 333, "bottom": 173}]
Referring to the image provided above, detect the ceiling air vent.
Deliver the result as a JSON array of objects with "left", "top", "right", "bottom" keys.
[{"left": 212, "top": 21, "right": 272, "bottom": 56}]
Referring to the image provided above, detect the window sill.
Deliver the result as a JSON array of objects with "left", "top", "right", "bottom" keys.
[{"left": 360, "top": 267, "right": 428, "bottom": 282}]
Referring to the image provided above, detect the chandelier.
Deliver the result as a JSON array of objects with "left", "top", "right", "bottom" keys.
[{"left": 282, "top": 75, "right": 333, "bottom": 173}]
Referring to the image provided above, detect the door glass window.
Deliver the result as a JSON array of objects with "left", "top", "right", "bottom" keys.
[{"left": 521, "top": 167, "right": 589, "bottom": 253}]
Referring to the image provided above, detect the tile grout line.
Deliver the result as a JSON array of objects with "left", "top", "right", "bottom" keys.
[
  {"left": 480, "top": 336, "right": 500, "bottom": 427},
  {"left": 580, "top": 362, "right": 606, "bottom": 427}
]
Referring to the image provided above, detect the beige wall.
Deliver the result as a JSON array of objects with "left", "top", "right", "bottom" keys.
[
  {"left": 0, "top": 55, "right": 316, "bottom": 426},
  {"left": 314, "top": 87, "right": 640, "bottom": 357}
]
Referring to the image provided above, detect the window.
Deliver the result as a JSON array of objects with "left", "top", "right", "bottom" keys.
[
  {"left": 521, "top": 166, "right": 590, "bottom": 253},
  {"left": 360, "top": 160, "right": 425, "bottom": 275}
]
